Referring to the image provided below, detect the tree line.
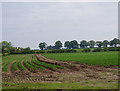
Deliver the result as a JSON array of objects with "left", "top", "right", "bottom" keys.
[
  {"left": 0, "top": 41, "right": 31, "bottom": 55},
  {"left": 39, "top": 38, "right": 120, "bottom": 50},
  {"left": 0, "top": 38, "right": 119, "bottom": 55}
]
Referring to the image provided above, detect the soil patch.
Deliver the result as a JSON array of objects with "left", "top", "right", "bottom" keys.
[{"left": 2, "top": 54, "right": 118, "bottom": 84}]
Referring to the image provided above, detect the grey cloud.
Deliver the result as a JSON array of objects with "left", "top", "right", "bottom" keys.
[{"left": 2, "top": 2, "right": 118, "bottom": 49}]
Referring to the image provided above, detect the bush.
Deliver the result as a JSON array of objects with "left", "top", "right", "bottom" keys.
[
  {"left": 46, "top": 49, "right": 77, "bottom": 53},
  {"left": 3, "top": 53, "right": 9, "bottom": 56},
  {"left": 92, "top": 48, "right": 103, "bottom": 52},
  {"left": 103, "top": 47, "right": 109, "bottom": 51},
  {"left": 82, "top": 48, "right": 91, "bottom": 52},
  {"left": 39, "top": 50, "right": 45, "bottom": 53},
  {"left": 65, "top": 49, "right": 77, "bottom": 53},
  {"left": 10, "top": 50, "right": 35, "bottom": 54},
  {"left": 108, "top": 47, "right": 120, "bottom": 51}
]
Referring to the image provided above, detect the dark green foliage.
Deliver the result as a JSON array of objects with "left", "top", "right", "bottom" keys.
[
  {"left": 103, "top": 47, "right": 109, "bottom": 51},
  {"left": 46, "top": 49, "right": 77, "bottom": 53},
  {"left": 39, "top": 42, "right": 47, "bottom": 50},
  {"left": 64, "top": 41, "right": 71, "bottom": 49},
  {"left": 80, "top": 40, "right": 89, "bottom": 48},
  {"left": 39, "top": 50, "right": 45, "bottom": 53},
  {"left": 10, "top": 50, "right": 34, "bottom": 54},
  {"left": 88, "top": 40, "right": 95, "bottom": 48},
  {"left": 69, "top": 40, "right": 79, "bottom": 49},
  {"left": 82, "top": 48, "right": 91, "bottom": 52},
  {"left": 1, "top": 38, "right": 120, "bottom": 55},
  {"left": 108, "top": 47, "right": 120, "bottom": 51},
  {"left": 102, "top": 40, "right": 109, "bottom": 47},
  {"left": 92, "top": 48, "right": 103, "bottom": 52},
  {"left": 110, "top": 38, "right": 120, "bottom": 47},
  {"left": 65, "top": 49, "right": 77, "bottom": 53},
  {"left": 96, "top": 41, "right": 103, "bottom": 48},
  {"left": 0, "top": 41, "right": 12, "bottom": 53},
  {"left": 55, "top": 41, "right": 62, "bottom": 49},
  {"left": 47, "top": 45, "right": 56, "bottom": 50}
]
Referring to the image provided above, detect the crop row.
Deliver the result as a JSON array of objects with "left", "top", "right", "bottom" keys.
[
  {"left": 32, "top": 56, "right": 64, "bottom": 69},
  {"left": 2, "top": 54, "right": 64, "bottom": 73}
]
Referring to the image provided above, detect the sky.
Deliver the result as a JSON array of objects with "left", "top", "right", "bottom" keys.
[
  {"left": 2, "top": 2, "right": 118, "bottom": 49},
  {"left": 0, "top": 2, "right": 2, "bottom": 42},
  {"left": 2, "top": 0, "right": 119, "bottom": 2}
]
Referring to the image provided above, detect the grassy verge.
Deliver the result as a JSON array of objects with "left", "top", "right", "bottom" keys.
[{"left": 2, "top": 81, "right": 118, "bottom": 90}]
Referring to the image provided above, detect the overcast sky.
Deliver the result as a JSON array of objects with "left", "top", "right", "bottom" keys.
[{"left": 2, "top": 2, "right": 118, "bottom": 49}]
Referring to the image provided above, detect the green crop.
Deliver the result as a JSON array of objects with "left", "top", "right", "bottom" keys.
[
  {"left": 27, "top": 60, "right": 46, "bottom": 70},
  {"left": 43, "top": 51, "right": 118, "bottom": 66},
  {"left": 17, "top": 61, "right": 26, "bottom": 70},
  {"left": 12, "top": 61, "right": 19, "bottom": 71},
  {"left": 32, "top": 56, "right": 64, "bottom": 69}
]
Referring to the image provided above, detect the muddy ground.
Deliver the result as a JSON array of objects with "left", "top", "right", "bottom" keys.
[{"left": 2, "top": 54, "right": 119, "bottom": 87}]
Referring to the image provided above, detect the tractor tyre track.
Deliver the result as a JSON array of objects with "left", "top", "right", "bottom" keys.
[{"left": 7, "top": 61, "right": 16, "bottom": 74}]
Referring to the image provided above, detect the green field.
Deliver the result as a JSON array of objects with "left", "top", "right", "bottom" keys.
[
  {"left": 2, "top": 54, "right": 63, "bottom": 72},
  {"left": 2, "top": 54, "right": 32, "bottom": 72},
  {"left": 2, "top": 52, "right": 119, "bottom": 89},
  {"left": 43, "top": 51, "right": 118, "bottom": 66}
]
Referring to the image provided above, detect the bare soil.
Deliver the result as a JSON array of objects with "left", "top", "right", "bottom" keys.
[{"left": 2, "top": 54, "right": 119, "bottom": 85}]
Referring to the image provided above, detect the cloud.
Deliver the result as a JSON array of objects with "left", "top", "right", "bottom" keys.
[
  {"left": 2, "top": 2, "right": 118, "bottom": 49},
  {"left": 2, "top": 0, "right": 119, "bottom": 2},
  {"left": 0, "top": 3, "right": 2, "bottom": 42}
]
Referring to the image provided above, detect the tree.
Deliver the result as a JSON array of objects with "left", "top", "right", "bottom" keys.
[
  {"left": 64, "top": 41, "right": 71, "bottom": 49},
  {"left": 102, "top": 40, "right": 109, "bottom": 47},
  {"left": 9, "top": 47, "right": 17, "bottom": 53},
  {"left": 109, "top": 40, "right": 114, "bottom": 47},
  {"left": 47, "top": 45, "right": 56, "bottom": 50},
  {"left": 80, "top": 40, "right": 89, "bottom": 48},
  {"left": 24, "top": 47, "right": 31, "bottom": 51},
  {"left": 112, "top": 38, "right": 119, "bottom": 47},
  {"left": 89, "top": 40, "right": 95, "bottom": 48},
  {"left": 39, "top": 42, "right": 47, "bottom": 50},
  {"left": 69, "top": 40, "right": 79, "bottom": 49},
  {"left": 0, "top": 41, "right": 13, "bottom": 53},
  {"left": 96, "top": 41, "right": 102, "bottom": 48},
  {"left": 55, "top": 41, "right": 62, "bottom": 49}
]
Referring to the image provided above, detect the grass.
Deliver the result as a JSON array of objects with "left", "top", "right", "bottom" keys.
[
  {"left": 43, "top": 51, "right": 118, "bottom": 66},
  {"left": 2, "top": 81, "right": 118, "bottom": 89}
]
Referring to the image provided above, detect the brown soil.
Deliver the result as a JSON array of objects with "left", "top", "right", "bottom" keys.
[
  {"left": 7, "top": 61, "right": 16, "bottom": 74},
  {"left": 2, "top": 54, "right": 119, "bottom": 84}
]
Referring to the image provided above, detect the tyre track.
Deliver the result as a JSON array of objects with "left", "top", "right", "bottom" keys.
[
  {"left": 35, "top": 54, "right": 81, "bottom": 71},
  {"left": 31, "top": 59, "right": 61, "bottom": 73},
  {"left": 7, "top": 61, "right": 16, "bottom": 74}
]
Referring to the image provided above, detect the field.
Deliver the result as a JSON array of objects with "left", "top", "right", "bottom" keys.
[
  {"left": 2, "top": 54, "right": 63, "bottom": 73},
  {"left": 2, "top": 51, "right": 119, "bottom": 90},
  {"left": 43, "top": 51, "right": 118, "bottom": 66}
]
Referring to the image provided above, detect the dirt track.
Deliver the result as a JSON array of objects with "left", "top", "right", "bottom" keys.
[{"left": 2, "top": 54, "right": 118, "bottom": 84}]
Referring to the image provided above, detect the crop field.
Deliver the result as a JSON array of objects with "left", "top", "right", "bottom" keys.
[
  {"left": 43, "top": 51, "right": 118, "bottom": 66},
  {"left": 2, "top": 54, "right": 63, "bottom": 73},
  {"left": 2, "top": 52, "right": 119, "bottom": 89}
]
